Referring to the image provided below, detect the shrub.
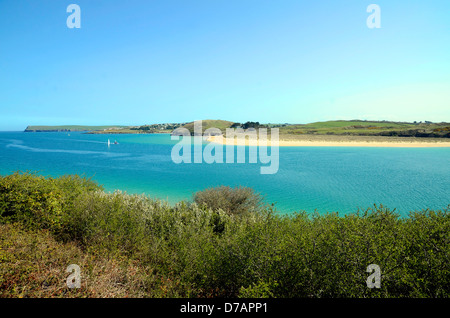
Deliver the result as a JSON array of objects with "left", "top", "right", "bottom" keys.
[
  {"left": 193, "top": 186, "right": 263, "bottom": 216},
  {"left": 0, "top": 172, "right": 101, "bottom": 233}
]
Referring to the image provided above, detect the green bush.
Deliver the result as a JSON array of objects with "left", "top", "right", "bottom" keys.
[
  {"left": 193, "top": 185, "right": 263, "bottom": 216},
  {"left": 0, "top": 172, "right": 100, "bottom": 232}
]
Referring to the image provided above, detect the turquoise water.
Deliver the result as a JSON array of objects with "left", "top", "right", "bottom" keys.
[{"left": 0, "top": 131, "right": 449, "bottom": 216}]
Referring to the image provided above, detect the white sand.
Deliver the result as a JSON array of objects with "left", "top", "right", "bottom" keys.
[{"left": 206, "top": 136, "right": 450, "bottom": 148}]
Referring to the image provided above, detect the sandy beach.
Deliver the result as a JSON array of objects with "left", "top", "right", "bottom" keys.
[{"left": 207, "top": 135, "right": 450, "bottom": 148}]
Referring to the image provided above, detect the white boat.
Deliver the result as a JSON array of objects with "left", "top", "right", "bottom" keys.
[{"left": 108, "top": 139, "right": 110, "bottom": 146}]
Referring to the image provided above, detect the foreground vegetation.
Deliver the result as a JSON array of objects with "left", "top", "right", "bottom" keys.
[{"left": 0, "top": 172, "right": 448, "bottom": 298}]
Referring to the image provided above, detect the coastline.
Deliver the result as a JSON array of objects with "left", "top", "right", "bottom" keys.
[
  {"left": 206, "top": 135, "right": 450, "bottom": 148},
  {"left": 85, "top": 131, "right": 172, "bottom": 135}
]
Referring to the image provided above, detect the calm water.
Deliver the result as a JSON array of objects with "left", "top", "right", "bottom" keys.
[{"left": 0, "top": 131, "right": 449, "bottom": 216}]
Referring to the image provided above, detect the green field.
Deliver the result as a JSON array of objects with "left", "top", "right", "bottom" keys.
[{"left": 278, "top": 120, "right": 450, "bottom": 137}]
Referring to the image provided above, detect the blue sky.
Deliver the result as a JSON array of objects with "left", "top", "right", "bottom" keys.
[{"left": 0, "top": 0, "right": 449, "bottom": 130}]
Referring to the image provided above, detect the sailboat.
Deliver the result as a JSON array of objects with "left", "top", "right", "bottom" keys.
[{"left": 107, "top": 139, "right": 111, "bottom": 147}]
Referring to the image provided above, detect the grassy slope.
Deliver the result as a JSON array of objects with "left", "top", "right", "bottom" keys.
[
  {"left": 179, "top": 119, "right": 450, "bottom": 138},
  {"left": 181, "top": 119, "right": 235, "bottom": 134},
  {"left": 0, "top": 223, "right": 158, "bottom": 298},
  {"left": 279, "top": 120, "right": 450, "bottom": 137}
]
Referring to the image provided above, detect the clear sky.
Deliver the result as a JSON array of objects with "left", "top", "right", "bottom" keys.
[{"left": 0, "top": 0, "right": 449, "bottom": 130}]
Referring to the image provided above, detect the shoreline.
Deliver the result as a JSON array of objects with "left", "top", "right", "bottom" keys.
[
  {"left": 206, "top": 135, "right": 450, "bottom": 148},
  {"left": 85, "top": 131, "right": 172, "bottom": 135}
]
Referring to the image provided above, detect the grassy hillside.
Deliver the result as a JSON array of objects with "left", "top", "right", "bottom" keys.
[
  {"left": 1, "top": 172, "right": 448, "bottom": 298},
  {"left": 177, "top": 119, "right": 450, "bottom": 138},
  {"left": 279, "top": 120, "right": 450, "bottom": 138},
  {"left": 180, "top": 119, "right": 235, "bottom": 135}
]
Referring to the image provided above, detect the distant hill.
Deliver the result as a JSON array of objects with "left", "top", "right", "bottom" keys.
[
  {"left": 175, "top": 120, "right": 235, "bottom": 136},
  {"left": 278, "top": 120, "right": 450, "bottom": 138},
  {"left": 173, "top": 119, "right": 450, "bottom": 138},
  {"left": 24, "top": 120, "right": 450, "bottom": 138},
  {"left": 24, "top": 125, "right": 127, "bottom": 132},
  {"left": 173, "top": 120, "right": 269, "bottom": 136}
]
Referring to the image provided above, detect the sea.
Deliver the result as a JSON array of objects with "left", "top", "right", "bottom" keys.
[{"left": 0, "top": 131, "right": 449, "bottom": 216}]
